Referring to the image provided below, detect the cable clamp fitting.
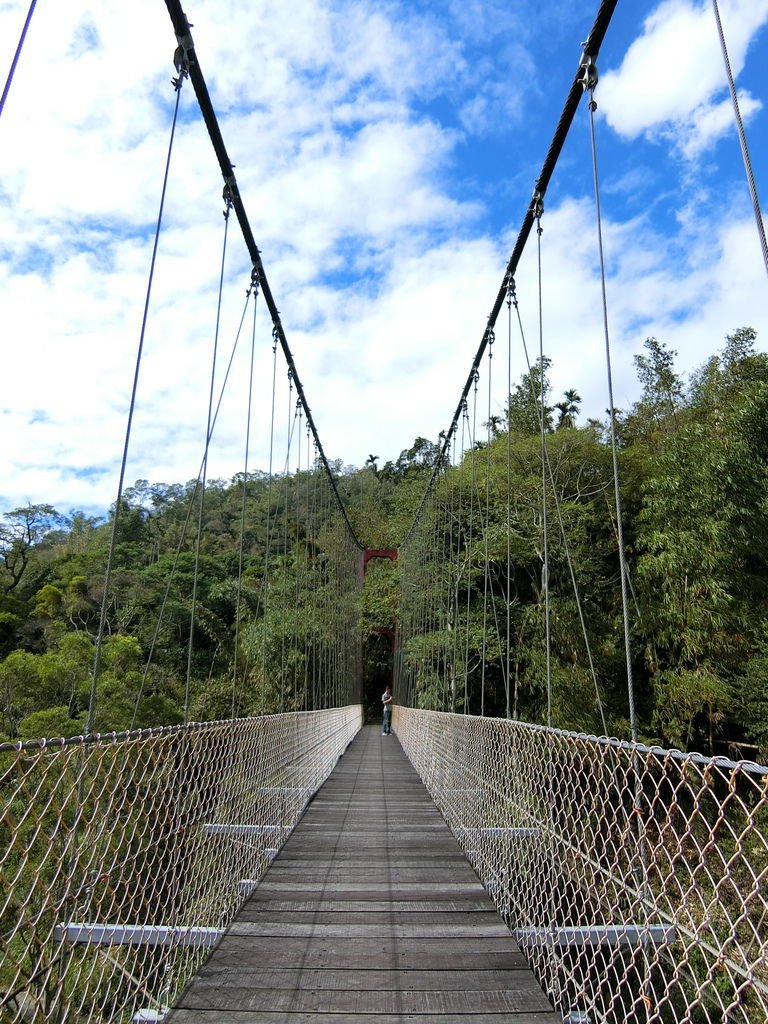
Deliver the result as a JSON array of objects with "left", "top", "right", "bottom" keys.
[
  {"left": 246, "top": 266, "right": 260, "bottom": 299},
  {"left": 531, "top": 190, "right": 544, "bottom": 222},
  {"left": 579, "top": 54, "right": 599, "bottom": 110},
  {"left": 222, "top": 177, "right": 236, "bottom": 211},
  {"left": 172, "top": 29, "right": 194, "bottom": 87}
]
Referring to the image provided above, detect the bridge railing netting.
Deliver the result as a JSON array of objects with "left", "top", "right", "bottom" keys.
[
  {"left": 0, "top": 706, "right": 362, "bottom": 1023},
  {"left": 395, "top": 705, "right": 768, "bottom": 1024}
]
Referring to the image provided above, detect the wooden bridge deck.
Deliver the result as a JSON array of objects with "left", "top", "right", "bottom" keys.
[{"left": 167, "top": 724, "right": 559, "bottom": 1023}]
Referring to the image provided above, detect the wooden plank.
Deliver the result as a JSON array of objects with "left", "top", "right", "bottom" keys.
[
  {"left": 234, "top": 910, "right": 505, "bottom": 925},
  {"left": 168, "top": 1013, "right": 561, "bottom": 1023},
  {"left": 249, "top": 883, "right": 485, "bottom": 896},
  {"left": 234, "top": 899, "right": 493, "bottom": 912},
  {"left": 225, "top": 921, "right": 512, "bottom": 938},
  {"left": 202, "top": 935, "right": 530, "bottom": 969},
  {"left": 192, "top": 968, "right": 542, "bottom": 992},
  {"left": 175, "top": 986, "right": 554, "bottom": 1014},
  {"left": 259, "top": 870, "right": 480, "bottom": 883}
]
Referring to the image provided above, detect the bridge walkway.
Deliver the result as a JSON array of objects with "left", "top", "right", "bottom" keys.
[{"left": 167, "top": 723, "right": 559, "bottom": 1023}]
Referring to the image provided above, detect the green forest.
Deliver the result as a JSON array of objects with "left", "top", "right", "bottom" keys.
[{"left": 1, "top": 327, "right": 767, "bottom": 762}]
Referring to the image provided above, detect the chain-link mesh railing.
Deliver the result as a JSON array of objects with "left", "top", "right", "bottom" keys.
[
  {"left": 1, "top": 706, "right": 361, "bottom": 1023},
  {"left": 394, "top": 705, "right": 768, "bottom": 1024}
]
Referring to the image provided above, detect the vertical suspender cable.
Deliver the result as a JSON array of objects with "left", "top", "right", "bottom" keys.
[
  {"left": 310, "top": 442, "right": 320, "bottom": 710},
  {"left": 279, "top": 384, "right": 296, "bottom": 713},
  {"left": 459, "top": 402, "right": 470, "bottom": 712},
  {"left": 450, "top": 438, "right": 461, "bottom": 713},
  {"left": 510, "top": 279, "right": 607, "bottom": 735},
  {"left": 585, "top": 65, "right": 652, "bottom": 951},
  {"left": 293, "top": 403, "right": 303, "bottom": 708},
  {"left": 261, "top": 333, "right": 279, "bottom": 715},
  {"left": 130, "top": 278, "right": 253, "bottom": 726},
  {"left": 184, "top": 195, "right": 232, "bottom": 724},
  {"left": 446, "top": 438, "right": 458, "bottom": 712},
  {"left": 304, "top": 424, "right": 311, "bottom": 711},
  {"left": 480, "top": 335, "right": 494, "bottom": 716},
  {"left": 465, "top": 384, "right": 478, "bottom": 713},
  {"left": 535, "top": 202, "right": 553, "bottom": 730},
  {"left": 87, "top": 72, "right": 186, "bottom": 733},
  {"left": 584, "top": 60, "right": 637, "bottom": 742},
  {"left": 232, "top": 274, "right": 259, "bottom": 719},
  {"left": 711, "top": 0, "right": 768, "bottom": 279},
  {"left": 506, "top": 286, "right": 513, "bottom": 719}
]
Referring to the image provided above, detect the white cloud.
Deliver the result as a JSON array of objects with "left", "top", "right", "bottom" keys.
[
  {"left": 600, "top": 0, "right": 768, "bottom": 156},
  {"left": 1, "top": 0, "right": 767, "bottom": 523},
  {"left": 676, "top": 89, "right": 762, "bottom": 159}
]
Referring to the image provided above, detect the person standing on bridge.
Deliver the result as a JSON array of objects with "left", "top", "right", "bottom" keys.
[{"left": 381, "top": 685, "right": 393, "bottom": 735}]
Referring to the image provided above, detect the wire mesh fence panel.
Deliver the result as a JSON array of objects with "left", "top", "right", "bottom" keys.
[
  {"left": 394, "top": 706, "right": 768, "bottom": 1024},
  {"left": 1, "top": 706, "right": 362, "bottom": 1023}
]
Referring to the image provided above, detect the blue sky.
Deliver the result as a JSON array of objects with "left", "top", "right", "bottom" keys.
[{"left": 1, "top": 0, "right": 767, "bottom": 517}]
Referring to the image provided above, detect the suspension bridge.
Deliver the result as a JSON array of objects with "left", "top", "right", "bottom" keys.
[{"left": 2, "top": 0, "right": 768, "bottom": 1022}]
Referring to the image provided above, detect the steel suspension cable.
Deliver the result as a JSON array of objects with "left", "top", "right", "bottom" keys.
[
  {"left": 87, "top": 71, "right": 186, "bottom": 734},
  {"left": 184, "top": 196, "right": 232, "bottom": 724},
  {"left": 711, "top": 0, "right": 768, "bottom": 279},
  {"left": 164, "top": 1, "right": 362, "bottom": 553},
  {"left": 0, "top": 0, "right": 37, "bottom": 119},
  {"left": 400, "top": 0, "right": 619, "bottom": 547}
]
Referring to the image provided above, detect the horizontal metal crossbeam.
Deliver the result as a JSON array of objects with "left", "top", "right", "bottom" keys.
[
  {"left": 201, "top": 823, "right": 291, "bottom": 836},
  {"left": 259, "top": 786, "right": 306, "bottom": 793},
  {"left": 54, "top": 923, "right": 223, "bottom": 948},
  {"left": 462, "top": 827, "right": 539, "bottom": 838},
  {"left": 515, "top": 924, "right": 676, "bottom": 947}
]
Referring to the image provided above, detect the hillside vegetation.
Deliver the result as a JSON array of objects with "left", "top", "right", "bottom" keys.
[{"left": 2, "top": 328, "right": 767, "bottom": 761}]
